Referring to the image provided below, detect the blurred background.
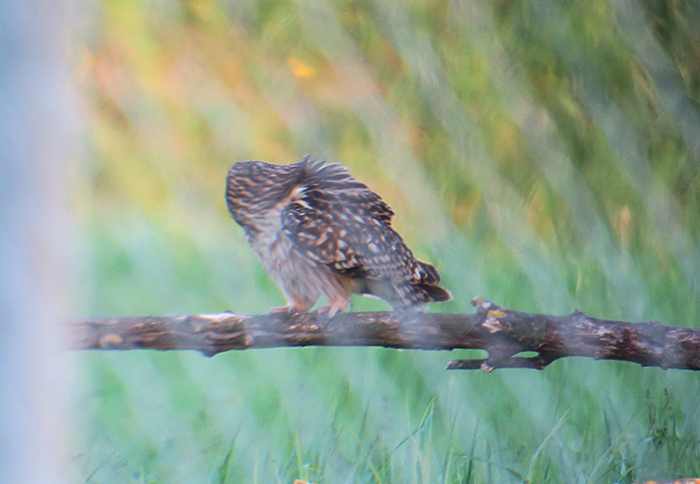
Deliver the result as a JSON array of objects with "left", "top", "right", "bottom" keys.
[{"left": 65, "top": 0, "right": 700, "bottom": 482}]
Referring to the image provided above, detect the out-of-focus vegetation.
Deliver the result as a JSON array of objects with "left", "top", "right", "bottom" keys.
[{"left": 69, "top": 0, "right": 700, "bottom": 482}]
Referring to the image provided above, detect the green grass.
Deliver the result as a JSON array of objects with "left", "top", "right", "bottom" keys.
[
  {"left": 71, "top": 347, "right": 700, "bottom": 482},
  {"left": 69, "top": 0, "right": 700, "bottom": 481}
]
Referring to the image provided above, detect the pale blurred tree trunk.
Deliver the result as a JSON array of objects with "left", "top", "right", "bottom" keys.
[{"left": 0, "top": 1, "right": 74, "bottom": 482}]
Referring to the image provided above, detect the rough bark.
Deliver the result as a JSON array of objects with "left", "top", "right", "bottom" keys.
[{"left": 66, "top": 298, "right": 700, "bottom": 371}]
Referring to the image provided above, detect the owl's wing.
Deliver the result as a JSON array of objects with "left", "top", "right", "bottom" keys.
[
  {"left": 280, "top": 161, "right": 439, "bottom": 288},
  {"left": 281, "top": 200, "right": 365, "bottom": 275}
]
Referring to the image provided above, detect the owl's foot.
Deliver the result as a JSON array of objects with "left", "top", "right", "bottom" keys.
[
  {"left": 317, "top": 301, "right": 350, "bottom": 319},
  {"left": 317, "top": 299, "right": 351, "bottom": 327},
  {"left": 270, "top": 306, "right": 293, "bottom": 314},
  {"left": 271, "top": 300, "right": 314, "bottom": 314}
]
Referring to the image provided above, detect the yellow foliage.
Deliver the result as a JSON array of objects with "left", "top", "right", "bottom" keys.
[{"left": 288, "top": 58, "right": 317, "bottom": 78}]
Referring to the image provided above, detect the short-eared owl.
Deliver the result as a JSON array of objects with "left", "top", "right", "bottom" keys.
[{"left": 226, "top": 155, "right": 451, "bottom": 317}]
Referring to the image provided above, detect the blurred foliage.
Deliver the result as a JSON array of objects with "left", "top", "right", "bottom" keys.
[{"left": 69, "top": 0, "right": 700, "bottom": 482}]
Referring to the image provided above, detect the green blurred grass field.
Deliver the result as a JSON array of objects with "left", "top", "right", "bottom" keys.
[{"left": 69, "top": 0, "right": 700, "bottom": 482}]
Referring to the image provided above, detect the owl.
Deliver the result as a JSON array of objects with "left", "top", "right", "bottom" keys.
[{"left": 226, "top": 155, "right": 452, "bottom": 317}]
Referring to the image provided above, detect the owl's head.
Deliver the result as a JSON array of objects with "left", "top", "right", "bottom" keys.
[
  {"left": 226, "top": 155, "right": 365, "bottom": 232},
  {"left": 226, "top": 155, "right": 322, "bottom": 228}
]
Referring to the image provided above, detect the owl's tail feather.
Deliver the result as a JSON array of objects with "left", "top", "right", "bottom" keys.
[
  {"left": 413, "top": 261, "right": 439, "bottom": 285},
  {"left": 377, "top": 281, "right": 452, "bottom": 310},
  {"left": 416, "top": 283, "right": 452, "bottom": 303}
]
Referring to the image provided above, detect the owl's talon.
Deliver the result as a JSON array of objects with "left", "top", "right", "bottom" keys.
[
  {"left": 316, "top": 308, "right": 335, "bottom": 329},
  {"left": 316, "top": 299, "right": 351, "bottom": 328}
]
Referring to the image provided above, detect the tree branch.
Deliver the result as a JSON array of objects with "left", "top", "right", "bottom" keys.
[{"left": 66, "top": 298, "right": 700, "bottom": 371}]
